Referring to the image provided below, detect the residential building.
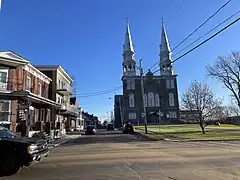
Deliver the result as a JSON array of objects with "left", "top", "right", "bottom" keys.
[
  {"left": 77, "top": 107, "right": 84, "bottom": 130},
  {"left": 114, "top": 20, "right": 180, "bottom": 126},
  {"left": 0, "top": 51, "right": 60, "bottom": 136},
  {"left": 35, "top": 65, "right": 78, "bottom": 135},
  {"left": 82, "top": 111, "right": 98, "bottom": 129}
]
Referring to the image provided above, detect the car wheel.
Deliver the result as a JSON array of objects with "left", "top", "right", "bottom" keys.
[{"left": 2, "top": 155, "right": 21, "bottom": 176}]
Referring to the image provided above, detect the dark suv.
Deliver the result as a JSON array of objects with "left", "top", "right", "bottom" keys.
[
  {"left": 0, "top": 127, "right": 49, "bottom": 176},
  {"left": 106, "top": 124, "right": 114, "bottom": 131},
  {"left": 122, "top": 124, "right": 135, "bottom": 134},
  {"left": 85, "top": 126, "right": 96, "bottom": 135}
]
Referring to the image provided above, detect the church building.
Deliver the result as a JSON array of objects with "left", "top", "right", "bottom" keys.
[{"left": 114, "top": 20, "right": 179, "bottom": 127}]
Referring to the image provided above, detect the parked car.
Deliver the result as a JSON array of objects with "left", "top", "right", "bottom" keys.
[
  {"left": 0, "top": 126, "right": 49, "bottom": 176},
  {"left": 122, "top": 124, "right": 135, "bottom": 134},
  {"left": 106, "top": 124, "right": 114, "bottom": 131},
  {"left": 85, "top": 126, "right": 96, "bottom": 135}
]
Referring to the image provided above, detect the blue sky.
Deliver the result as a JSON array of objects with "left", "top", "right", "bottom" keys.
[{"left": 0, "top": 0, "right": 240, "bottom": 119}]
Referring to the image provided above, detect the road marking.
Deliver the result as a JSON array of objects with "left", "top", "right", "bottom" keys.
[
  {"left": 208, "top": 141, "right": 240, "bottom": 147},
  {"left": 124, "top": 157, "right": 142, "bottom": 180}
]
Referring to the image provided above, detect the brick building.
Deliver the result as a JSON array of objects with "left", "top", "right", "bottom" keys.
[{"left": 0, "top": 52, "right": 60, "bottom": 136}]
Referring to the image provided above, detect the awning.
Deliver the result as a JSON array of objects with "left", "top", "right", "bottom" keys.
[
  {"left": 0, "top": 91, "right": 61, "bottom": 108},
  {"left": 0, "top": 121, "right": 11, "bottom": 125}
]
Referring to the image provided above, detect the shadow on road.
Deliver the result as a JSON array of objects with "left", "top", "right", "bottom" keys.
[{"left": 61, "top": 133, "right": 152, "bottom": 146}]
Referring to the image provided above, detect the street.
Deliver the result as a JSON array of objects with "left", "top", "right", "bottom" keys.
[{"left": 1, "top": 131, "right": 240, "bottom": 180}]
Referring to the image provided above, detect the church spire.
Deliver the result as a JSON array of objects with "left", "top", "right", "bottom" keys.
[
  {"left": 160, "top": 19, "right": 173, "bottom": 76},
  {"left": 122, "top": 19, "right": 136, "bottom": 76},
  {"left": 160, "top": 19, "right": 171, "bottom": 54},
  {"left": 123, "top": 19, "right": 134, "bottom": 53}
]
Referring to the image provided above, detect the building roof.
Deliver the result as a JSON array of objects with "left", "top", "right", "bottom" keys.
[
  {"left": 0, "top": 51, "right": 29, "bottom": 67},
  {"left": 123, "top": 19, "right": 134, "bottom": 53},
  {"left": 160, "top": 21, "right": 171, "bottom": 53},
  {"left": 34, "top": 65, "right": 73, "bottom": 82}
]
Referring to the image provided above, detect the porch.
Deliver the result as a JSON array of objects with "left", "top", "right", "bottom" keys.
[{"left": 0, "top": 90, "right": 61, "bottom": 137}]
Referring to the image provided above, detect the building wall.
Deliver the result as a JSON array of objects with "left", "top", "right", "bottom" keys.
[
  {"left": 122, "top": 75, "right": 179, "bottom": 125},
  {"left": 8, "top": 66, "right": 50, "bottom": 98},
  {"left": 56, "top": 69, "right": 72, "bottom": 105},
  {"left": 114, "top": 95, "right": 123, "bottom": 128}
]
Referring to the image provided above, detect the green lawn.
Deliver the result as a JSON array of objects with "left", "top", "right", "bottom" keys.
[{"left": 135, "top": 124, "right": 240, "bottom": 141}]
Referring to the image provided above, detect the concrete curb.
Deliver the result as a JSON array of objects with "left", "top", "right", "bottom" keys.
[
  {"left": 135, "top": 132, "right": 161, "bottom": 141},
  {"left": 136, "top": 131, "right": 240, "bottom": 142},
  {"left": 48, "top": 135, "right": 81, "bottom": 149},
  {"left": 164, "top": 138, "right": 240, "bottom": 142}
]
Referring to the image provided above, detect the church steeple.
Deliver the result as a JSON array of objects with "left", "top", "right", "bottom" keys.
[
  {"left": 124, "top": 19, "right": 134, "bottom": 53},
  {"left": 159, "top": 19, "right": 173, "bottom": 76},
  {"left": 122, "top": 19, "right": 136, "bottom": 76}
]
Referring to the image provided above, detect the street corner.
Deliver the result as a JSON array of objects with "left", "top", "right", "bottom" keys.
[{"left": 48, "top": 134, "right": 82, "bottom": 149}]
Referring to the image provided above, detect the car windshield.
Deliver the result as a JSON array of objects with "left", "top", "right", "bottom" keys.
[{"left": 0, "top": 127, "right": 15, "bottom": 138}]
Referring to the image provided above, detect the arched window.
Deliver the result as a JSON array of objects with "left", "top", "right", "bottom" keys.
[
  {"left": 129, "top": 94, "right": 135, "bottom": 108},
  {"left": 155, "top": 94, "right": 160, "bottom": 107},
  {"left": 169, "top": 93, "right": 175, "bottom": 107},
  {"left": 128, "top": 65, "right": 132, "bottom": 71},
  {"left": 148, "top": 92, "right": 155, "bottom": 107},
  {"left": 143, "top": 94, "right": 147, "bottom": 107},
  {"left": 124, "top": 65, "right": 127, "bottom": 72}
]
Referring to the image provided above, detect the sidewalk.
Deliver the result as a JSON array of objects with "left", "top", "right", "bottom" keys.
[{"left": 48, "top": 134, "right": 81, "bottom": 149}]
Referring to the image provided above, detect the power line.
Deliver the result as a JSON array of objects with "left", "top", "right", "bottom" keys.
[
  {"left": 76, "top": 87, "right": 122, "bottom": 97},
  {"left": 141, "top": 0, "right": 186, "bottom": 73},
  {"left": 166, "top": 0, "right": 185, "bottom": 27},
  {"left": 2, "top": 76, "right": 122, "bottom": 97},
  {"left": 152, "top": 17, "right": 240, "bottom": 74},
  {"left": 146, "top": 0, "right": 233, "bottom": 74},
  {"left": 171, "top": 0, "right": 232, "bottom": 52},
  {"left": 172, "top": 9, "right": 240, "bottom": 58},
  {"left": 75, "top": 85, "right": 122, "bottom": 96}
]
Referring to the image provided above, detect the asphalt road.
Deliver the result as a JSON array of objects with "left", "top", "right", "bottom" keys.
[{"left": 1, "top": 130, "right": 240, "bottom": 180}]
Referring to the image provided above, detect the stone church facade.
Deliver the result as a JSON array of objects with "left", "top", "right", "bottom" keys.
[{"left": 114, "top": 20, "right": 179, "bottom": 127}]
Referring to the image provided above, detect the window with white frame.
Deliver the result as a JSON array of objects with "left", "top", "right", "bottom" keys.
[
  {"left": 58, "top": 80, "right": 61, "bottom": 89},
  {"left": 0, "top": 71, "right": 7, "bottom": 90},
  {"left": 0, "top": 100, "right": 11, "bottom": 121},
  {"left": 131, "top": 79, "right": 135, "bottom": 90},
  {"left": 129, "top": 94, "right": 135, "bottom": 108},
  {"left": 169, "top": 111, "right": 177, "bottom": 118},
  {"left": 155, "top": 94, "right": 160, "bottom": 107},
  {"left": 38, "top": 83, "right": 42, "bottom": 96},
  {"left": 171, "top": 79, "right": 175, "bottom": 88},
  {"left": 166, "top": 79, "right": 170, "bottom": 89},
  {"left": 57, "top": 97, "right": 61, "bottom": 104},
  {"left": 128, "top": 112, "right": 136, "bottom": 120},
  {"left": 143, "top": 94, "right": 147, "bottom": 107},
  {"left": 127, "top": 79, "right": 135, "bottom": 90},
  {"left": 0, "top": 71, "right": 7, "bottom": 83},
  {"left": 169, "top": 93, "right": 175, "bottom": 107},
  {"left": 127, "top": 79, "right": 131, "bottom": 90},
  {"left": 148, "top": 92, "right": 155, "bottom": 107},
  {"left": 26, "top": 76, "right": 31, "bottom": 91}
]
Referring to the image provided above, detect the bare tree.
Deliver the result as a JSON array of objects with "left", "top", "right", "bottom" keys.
[
  {"left": 227, "top": 102, "right": 240, "bottom": 117},
  {"left": 71, "top": 76, "right": 77, "bottom": 96},
  {"left": 207, "top": 52, "right": 240, "bottom": 109},
  {"left": 181, "top": 81, "right": 222, "bottom": 134}
]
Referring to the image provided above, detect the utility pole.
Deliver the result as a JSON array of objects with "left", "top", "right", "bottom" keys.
[
  {"left": 158, "top": 110, "right": 161, "bottom": 132},
  {"left": 139, "top": 59, "right": 148, "bottom": 134}
]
